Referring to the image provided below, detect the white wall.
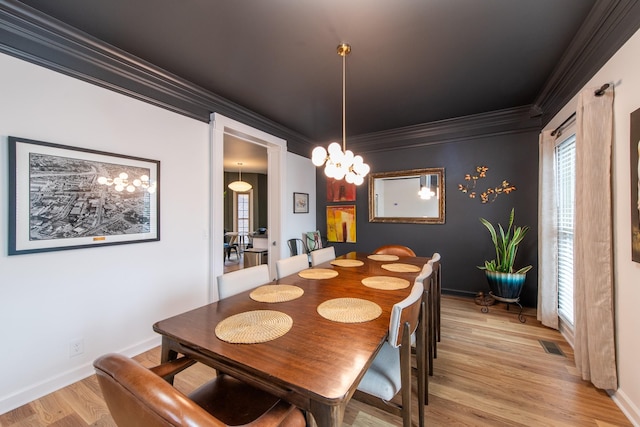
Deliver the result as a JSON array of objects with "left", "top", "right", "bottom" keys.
[
  {"left": 0, "top": 52, "right": 212, "bottom": 413},
  {"left": 544, "top": 28, "right": 640, "bottom": 425},
  {"left": 281, "top": 152, "right": 317, "bottom": 259},
  {"left": 0, "top": 52, "right": 319, "bottom": 414}
]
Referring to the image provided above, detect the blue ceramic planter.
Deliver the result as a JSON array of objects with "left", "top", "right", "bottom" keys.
[{"left": 485, "top": 271, "right": 526, "bottom": 300}]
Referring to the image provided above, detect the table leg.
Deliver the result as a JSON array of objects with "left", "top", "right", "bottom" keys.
[
  {"left": 160, "top": 336, "right": 179, "bottom": 384},
  {"left": 308, "top": 401, "right": 344, "bottom": 427}
]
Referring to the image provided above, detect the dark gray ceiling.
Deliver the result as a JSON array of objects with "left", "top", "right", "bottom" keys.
[{"left": 12, "top": 0, "right": 600, "bottom": 143}]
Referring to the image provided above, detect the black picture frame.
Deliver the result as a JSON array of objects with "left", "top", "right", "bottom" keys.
[
  {"left": 293, "top": 192, "right": 309, "bottom": 214},
  {"left": 8, "top": 136, "right": 160, "bottom": 255},
  {"left": 631, "top": 108, "right": 640, "bottom": 262}
]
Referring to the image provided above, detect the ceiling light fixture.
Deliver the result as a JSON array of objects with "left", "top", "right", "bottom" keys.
[
  {"left": 312, "top": 43, "right": 369, "bottom": 185},
  {"left": 228, "top": 162, "right": 252, "bottom": 192}
]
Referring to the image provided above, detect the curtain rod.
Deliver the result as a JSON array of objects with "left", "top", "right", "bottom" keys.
[{"left": 550, "top": 83, "right": 610, "bottom": 137}]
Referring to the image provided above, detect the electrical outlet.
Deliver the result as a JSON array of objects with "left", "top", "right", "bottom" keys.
[{"left": 69, "top": 339, "right": 84, "bottom": 358}]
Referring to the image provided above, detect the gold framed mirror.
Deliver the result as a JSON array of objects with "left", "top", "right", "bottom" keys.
[{"left": 369, "top": 168, "right": 445, "bottom": 224}]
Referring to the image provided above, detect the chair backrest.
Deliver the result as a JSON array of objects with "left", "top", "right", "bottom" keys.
[
  {"left": 310, "top": 246, "right": 336, "bottom": 266},
  {"left": 388, "top": 276, "right": 426, "bottom": 348},
  {"left": 429, "top": 252, "right": 441, "bottom": 281},
  {"left": 287, "top": 238, "right": 307, "bottom": 256},
  {"left": 373, "top": 244, "right": 416, "bottom": 257},
  {"left": 94, "top": 354, "right": 221, "bottom": 427},
  {"left": 94, "top": 353, "right": 305, "bottom": 427},
  {"left": 276, "top": 254, "right": 310, "bottom": 279},
  {"left": 217, "top": 264, "right": 270, "bottom": 299}
]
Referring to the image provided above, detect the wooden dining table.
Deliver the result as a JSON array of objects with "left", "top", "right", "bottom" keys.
[{"left": 153, "top": 251, "right": 429, "bottom": 427}]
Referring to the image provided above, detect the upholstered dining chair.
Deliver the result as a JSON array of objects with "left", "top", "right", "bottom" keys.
[
  {"left": 354, "top": 275, "right": 428, "bottom": 427},
  {"left": 94, "top": 353, "right": 306, "bottom": 427},
  {"left": 217, "top": 264, "right": 270, "bottom": 299},
  {"left": 276, "top": 254, "right": 310, "bottom": 279},
  {"left": 413, "top": 262, "right": 435, "bottom": 404},
  {"left": 373, "top": 244, "right": 416, "bottom": 257},
  {"left": 310, "top": 246, "right": 336, "bottom": 266},
  {"left": 428, "top": 253, "right": 442, "bottom": 354}
]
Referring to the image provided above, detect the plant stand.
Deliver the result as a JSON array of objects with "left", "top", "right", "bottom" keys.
[{"left": 480, "top": 292, "right": 526, "bottom": 323}]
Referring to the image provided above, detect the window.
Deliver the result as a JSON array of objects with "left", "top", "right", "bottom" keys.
[
  {"left": 237, "top": 193, "right": 250, "bottom": 241},
  {"left": 555, "top": 133, "right": 575, "bottom": 326}
]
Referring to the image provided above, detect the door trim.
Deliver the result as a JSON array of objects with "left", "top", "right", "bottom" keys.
[{"left": 210, "top": 113, "right": 286, "bottom": 302}]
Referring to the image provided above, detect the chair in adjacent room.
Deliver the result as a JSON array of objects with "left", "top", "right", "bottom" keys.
[
  {"left": 224, "top": 232, "right": 239, "bottom": 261},
  {"left": 373, "top": 244, "right": 416, "bottom": 257},
  {"left": 276, "top": 254, "right": 310, "bottom": 279},
  {"left": 94, "top": 353, "right": 306, "bottom": 427},
  {"left": 353, "top": 275, "right": 427, "bottom": 427},
  {"left": 287, "top": 238, "right": 307, "bottom": 256},
  {"left": 310, "top": 246, "right": 336, "bottom": 266},
  {"left": 217, "top": 264, "right": 270, "bottom": 299}
]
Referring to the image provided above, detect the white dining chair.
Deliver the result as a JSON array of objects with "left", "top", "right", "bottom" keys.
[
  {"left": 428, "top": 252, "right": 442, "bottom": 356},
  {"left": 310, "top": 247, "right": 336, "bottom": 266},
  {"left": 354, "top": 276, "right": 427, "bottom": 427},
  {"left": 217, "top": 264, "right": 270, "bottom": 300},
  {"left": 413, "top": 262, "right": 434, "bottom": 404},
  {"left": 276, "top": 254, "right": 310, "bottom": 279}
]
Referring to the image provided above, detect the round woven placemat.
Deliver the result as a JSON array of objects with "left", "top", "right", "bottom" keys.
[
  {"left": 330, "top": 259, "right": 364, "bottom": 267},
  {"left": 215, "top": 310, "right": 293, "bottom": 344},
  {"left": 381, "top": 263, "right": 421, "bottom": 273},
  {"left": 298, "top": 268, "right": 339, "bottom": 279},
  {"left": 361, "top": 276, "right": 411, "bottom": 290},
  {"left": 367, "top": 254, "right": 400, "bottom": 262},
  {"left": 317, "top": 298, "right": 382, "bottom": 323},
  {"left": 250, "top": 284, "right": 304, "bottom": 303}
]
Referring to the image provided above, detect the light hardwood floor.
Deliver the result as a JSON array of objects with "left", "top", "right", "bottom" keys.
[{"left": 0, "top": 296, "right": 631, "bottom": 426}]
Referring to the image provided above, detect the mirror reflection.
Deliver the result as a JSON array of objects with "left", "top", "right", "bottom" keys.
[{"left": 369, "top": 168, "right": 445, "bottom": 224}]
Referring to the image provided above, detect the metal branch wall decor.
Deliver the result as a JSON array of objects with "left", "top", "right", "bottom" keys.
[{"left": 458, "top": 166, "right": 516, "bottom": 203}]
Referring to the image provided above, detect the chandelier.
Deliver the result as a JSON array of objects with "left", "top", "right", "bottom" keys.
[
  {"left": 312, "top": 43, "right": 369, "bottom": 185},
  {"left": 97, "top": 172, "right": 156, "bottom": 193},
  {"left": 228, "top": 162, "right": 252, "bottom": 192}
]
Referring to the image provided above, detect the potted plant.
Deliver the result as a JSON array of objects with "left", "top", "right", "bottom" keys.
[{"left": 478, "top": 208, "right": 532, "bottom": 300}]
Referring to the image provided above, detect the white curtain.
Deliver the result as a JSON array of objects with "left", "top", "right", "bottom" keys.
[
  {"left": 537, "top": 129, "right": 559, "bottom": 329},
  {"left": 573, "top": 87, "right": 617, "bottom": 390}
]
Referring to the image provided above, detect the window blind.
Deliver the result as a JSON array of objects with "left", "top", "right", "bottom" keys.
[{"left": 555, "top": 134, "right": 576, "bottom": 326}]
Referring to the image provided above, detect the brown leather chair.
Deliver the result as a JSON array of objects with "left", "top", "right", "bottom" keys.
[
  {"left": 373, "top": 244, "right": 416, "bottom": 257},
  {"left": 94, "top": 353, "right": 305, "bottom": 427}
]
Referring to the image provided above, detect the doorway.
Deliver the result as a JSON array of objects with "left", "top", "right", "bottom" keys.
[{"left": 210, "top": 113, "right": 286, "bottom": 302}]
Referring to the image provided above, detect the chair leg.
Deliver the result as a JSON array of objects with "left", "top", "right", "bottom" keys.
[
  {"left": 418, "top": 301, "right": 428, "bottom": 412},
  {"left": 436, "top": 267, "right": 442, "bottom": 343},
  {"left": 400, "top": 324, "right": 413, "bottom": 427}
]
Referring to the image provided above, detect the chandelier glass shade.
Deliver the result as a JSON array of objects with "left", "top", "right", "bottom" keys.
[
  {"left": 312, "top": 43, "right": 369, "bottom": 185},
  {"left": 228, "top": 162, "right": 252, "bottom": 192}
]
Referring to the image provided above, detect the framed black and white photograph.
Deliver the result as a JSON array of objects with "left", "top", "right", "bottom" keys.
[
  {"left": 8, "top": 136, "right": 160, "bottom": 255},
  {"left": 293, "top": 192, "right": 309, "bottom": 214}
]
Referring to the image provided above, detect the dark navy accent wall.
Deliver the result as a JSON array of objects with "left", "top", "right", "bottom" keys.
[{"left": 316, "top": 130, "right": 540, "bottom": 307}]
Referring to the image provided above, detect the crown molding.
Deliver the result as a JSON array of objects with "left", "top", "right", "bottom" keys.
[
  {"left": 347, "top": 106, "right": 541, "bottom": 153},
  {"left": 2, "top": 0, "right": 639, "bottom": 154},
  {"left": 0, "top": 0, "right": 312, "bottom": 155},
  {"left": 533, "top": 0, "right": 640, "bottom": 126}
]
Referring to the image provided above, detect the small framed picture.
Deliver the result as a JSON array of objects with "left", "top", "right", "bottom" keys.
[{"left": 293, "top": 192, "right": 309, "bottom": 214}]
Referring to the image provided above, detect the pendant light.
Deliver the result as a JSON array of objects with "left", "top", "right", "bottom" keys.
[
  {"left": 311, "top": 43, "right": 369, "bottom": 185},
  {"left": 228, "top": 162, "right": 252, "bottom": 192}
]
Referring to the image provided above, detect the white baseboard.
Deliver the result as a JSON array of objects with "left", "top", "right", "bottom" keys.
[
  {"left": 611, "top": 388, "right": 640, "bottom": 427},
  {"left": 0, "top": 336, "right": 160, "bottom": 415}
]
